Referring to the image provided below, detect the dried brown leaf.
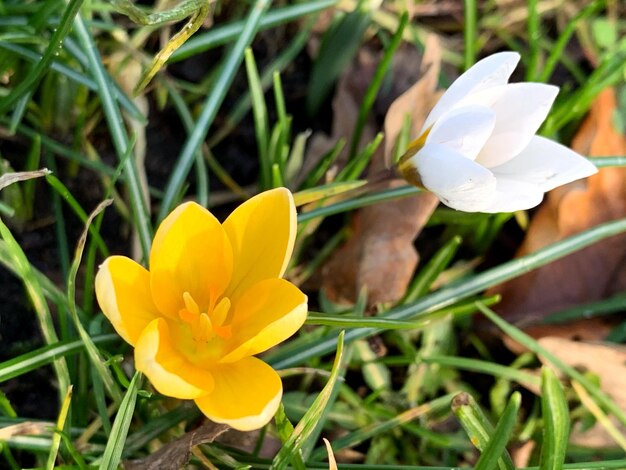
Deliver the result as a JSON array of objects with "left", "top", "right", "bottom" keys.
[
  {"left": 0, "top": 168, "right": 50, "bottom": 192},
  {"left": 321, "top": 36, "right": 443, "bottom": 306},
  {"left": 124, "top": 422, "right": 229, "bottom": 470}
]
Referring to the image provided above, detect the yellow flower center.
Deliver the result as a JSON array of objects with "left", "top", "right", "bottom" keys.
[{"left": 178, "top": 292, "right": 233, "bottom": 342}]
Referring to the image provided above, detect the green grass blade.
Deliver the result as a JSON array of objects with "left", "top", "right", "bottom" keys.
[
  {"left": 274, "top": 404, "right": 306, "bottom": 470},
  {"left": 423, "top": 355, "right": 540, "bottom": 388},
  {"left": 45, "top": 174, "right": 109, "bottom": 257},
  {"left": 67, "top": 199, "right": 122, "bottom": 402},
  {"left": 271, "top": 331, "right": 345, "bottom": 470},
  {"left": 526, "top": 0, "right": 541, "bottom": 81},
  {"left": 158, "top": 0, "right": 271, "bottom": 220},
  {"left": 474, "top": 392, "right": 521, "bottom": 470},
  {"left": 98, "top": 371, "right": 140, "bottom": 470},
  {"left": 270, "top": 217, "right": 626, "bottom": 368},
  {"left": 452, "top": 392, "right": 515, "bottom": 470},
  {"left": 0, "top": 0, "right": 85, "bottom": 113},
  {"left": 306, "top": 7, "right": 370, "bottom": 115},
  {"left": 72, "top": 15, "right": 152, "bottom": 258},
  {"left": 404, "top": 235, "right": 462, "bottom": 302},
  {"left": 0, "top": 334, "right": 118, "bottom": 383},
  {"left": 543, "top": 292, "right": 626, "bottom": 324},
  {"left": 539, "top": 0, "right": 603, "bottom": 82},
  {"left": 162, "top": 80, "right": 210, "bottom": 206},
  {"left": 45, "top": 385, "right": 72, "bottom": 470},
  {"left": 124, "top": 405, "right": 199, "bottom": 453},
  {"left": 301, "top": 138, "right": 346, "bottom": 189},
  {"left": 348, "top": 12, "right": 407, "bottom": 159},
  {"left": 540, "top": 367, "right": 570, "bottom": 470},
  {"left": 0, "top": 217, "right": 71, "bottom": 401},
  {"left": 0, "top": 41, "right": 145, "bottom": 122},
  {"left": 293, "top": 181, "right": 366, "bottom": 206},
  {"left": 592, "top": 156, "right": 626, "bottom": 167},
  {"left": 478, "top": 303, "right": 626, "bottom": 429},
  {"left": 309, "top": 393, "right": 455, "bottom": 462},
  {"left": 245, "top": 47, "right": 271, "bottom": 188},
  {"left": 298, "top": 185, "right": 422, "bottom": 222},
  {"left": 339, "top": 132, "right": 384, "bottom": 181},
  {"left": 170, "top": 0, "right": 338, "bottom": 62},
  {"left": 463, "top": 0, "right": 477, "bottom": 70}
]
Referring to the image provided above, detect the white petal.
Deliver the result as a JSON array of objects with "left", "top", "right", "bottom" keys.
[
  {"left": 490, "top": 136, "right": 598, "bottom": 191},
  {"left": 426, "top": 105, "right": 496, "bottom": 160},
  {"left": 410, "top": 143, "right": 497, "bottom": 212},
  {"left": 473, "top": 83, "right": 559, "bottom": 168},
  {"left": 481, "top": 177, "right": 544, "bottom": 213},
  {"left": 422, "top": 52, "right": 520, "bottom": 131}
]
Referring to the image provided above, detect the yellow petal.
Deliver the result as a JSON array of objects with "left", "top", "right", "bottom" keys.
[
  {"left": 135, "top": 318, "right": 214, "bottom": 399},
  {"left": 194, "top": 357, "right": 282, "bottom": 431},
  {"left": 150, "top": 202, "right": 233, "bottom": 318},
  {"left": 95, "top": 256, "right": 160, "bottom": 346},
  {"left": 222, "top": 188, "right": 296, "bottom": 299},
  {"left": 220, "top": 278, "right": 307, "bottom": 363}
]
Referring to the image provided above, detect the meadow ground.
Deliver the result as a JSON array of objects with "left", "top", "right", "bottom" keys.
[{"left": 1, "top": 1, "right": 626, "bottom": 468}]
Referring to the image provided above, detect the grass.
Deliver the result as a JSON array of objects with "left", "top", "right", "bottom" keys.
[{"left": 1, "top": 0, "right": 626, "bottom": 468}]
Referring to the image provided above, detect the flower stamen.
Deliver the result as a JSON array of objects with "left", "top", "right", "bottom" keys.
[{"left": 178, "top": 291, "right": 232, "bottom": 342}]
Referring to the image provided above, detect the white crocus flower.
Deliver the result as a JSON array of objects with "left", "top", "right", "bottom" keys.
[{"left": 397, "top": 51, "right": 598, "bottom": 213}]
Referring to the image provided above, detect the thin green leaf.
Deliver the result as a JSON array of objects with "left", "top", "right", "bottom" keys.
[
  {"left": 348, "top": 12, "right": 407, "bottom": 159},
  {"left": 66, "top": 199, "right": 122, "bottom": 402},
  {"left": 170, "top": 0, "right": 338, "bottom": 61},
  {"left": 245, "top": 47, "right": 271, "bottom": 188},
  {"left": 45, "top": 385, "right": 72, "bottom": 470},
  {"left": 271, "top": 218, "right": 626, "bottom": 369},
  {"left": 0, "top": 334, "right": 118, "bottom": 383},
  {"left": 274, "top": 404, "right": 306, "bottom": 470},
  {"left": 478, "top": 303, "right": 626, "bottom": 429},
  {"left": 45, "top": 174, "right": 109, "bottom": 257},
  {"left": 271, "top": 331, "right": 345, "bottom": 470},
  {"left": 293, "top": 181, "right": 366, "bottom": 206},
  {"left": 403, "top": 235, "right": 462, "bottom": 302},
  {"left": 463, "top": 0, "right": 477, "bottom": 70},
  {"left": 159, "top": 0, "right": 271, "bottom": 220},
  {"left": 98, "top": 371, "right": 141, "bottom": 470},
  {"left": 474, "top": 392, "right": 521, "bottom": 470},
  {"left": 0, "top": 0, "right": 85, "bottom": 113},
  {"left": 526, "top": 0, "right": 541, "bottom": 81},
  {"left": 423, "top": 355, "right": 540, "bottom": 388},
  {"left": 0, "top": 218, "right": 70, "bottom": 401},
  {"left": 306, "top": 8, "right": 370, "bottom": 115},
  {"left": 540, "top": 367, "right": 570, "bottom": 470},
  {"left": 310, "top": 393, "right": 455, "bottom": 462},
  {"left": 72, "top": 15, "right": 152, "bottom": 257},
  {"left": 452, "top": 392, "right": 515, "bottom": 470}
]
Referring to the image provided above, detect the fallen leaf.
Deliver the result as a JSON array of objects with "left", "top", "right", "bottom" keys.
[
  {"left": 490, "top": 88, "right": 626, "bottom": 328},
  {"left": 502, "top": 317, "right": 616, "bottom": 355},
  {"left": 0, "top": 421, "right": 50, "bottom": 439},
  {"left": 0, "top": 168, "right": 50, "bottom": 192},
  {"left": 124, "top": 421, "right": 229, "bottom": 470},
  {"left": 321, "top": 36, "right": 442, "bottom": 306},
  {"left": 511, "top": 440, "right": 535, "bottom": 469}
]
